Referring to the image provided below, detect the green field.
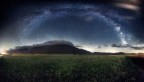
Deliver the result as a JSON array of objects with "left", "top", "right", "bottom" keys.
[{"left": 0, "top": 55, "right": 142, "bottom": 82}]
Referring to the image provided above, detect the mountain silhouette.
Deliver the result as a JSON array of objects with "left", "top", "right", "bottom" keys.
[{"left": 8, "top": 40, "right": 91, "bottom": 54}]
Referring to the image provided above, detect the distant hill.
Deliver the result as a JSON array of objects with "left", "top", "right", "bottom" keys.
[
  {"left": 93, "top": 52, "right": 126, "bottom": 55},
  {"left": 8, "top": 40, "right": 91, "bottom": 55}
]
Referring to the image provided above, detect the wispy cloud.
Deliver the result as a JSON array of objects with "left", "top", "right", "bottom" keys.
[{"left": 111, "top": 44, "right": 144, "bottom": 50}]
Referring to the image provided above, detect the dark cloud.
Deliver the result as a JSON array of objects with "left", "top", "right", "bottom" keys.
[{"left": 111, "top": 44, "right": 144, "bottom": 50}]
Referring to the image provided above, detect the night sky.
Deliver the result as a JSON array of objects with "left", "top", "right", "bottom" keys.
[{"left": 0, "top": 0, "right": 144, "bottom": 53}]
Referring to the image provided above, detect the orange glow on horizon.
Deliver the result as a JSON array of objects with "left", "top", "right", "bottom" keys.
[{"left": 0, "top": 49, "right": 7, "bottom": 55}]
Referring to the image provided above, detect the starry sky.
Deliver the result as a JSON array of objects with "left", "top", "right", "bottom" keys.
[{"left": 0, "top": 0, "right": 144, "bottom": 53}]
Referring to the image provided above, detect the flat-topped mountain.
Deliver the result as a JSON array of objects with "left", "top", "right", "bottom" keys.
[
  {"left": 37, "top": 40, "right": 74, "bottom": 46},
  {"left": 8, "top": 40, "right": 91, "bottom": 54}
]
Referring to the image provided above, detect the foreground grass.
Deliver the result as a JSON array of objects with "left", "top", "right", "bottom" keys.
[{"left": 0, "top": 55, "right": 142, "bottom": 82}]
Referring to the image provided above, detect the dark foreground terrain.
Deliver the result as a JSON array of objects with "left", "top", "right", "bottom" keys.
[{"left": 0, "top": 54, "right": 143, "bottom": 82}]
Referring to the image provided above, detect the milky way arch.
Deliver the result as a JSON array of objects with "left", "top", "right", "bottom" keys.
[{"left": 19, "top": 4, "right": 130, "bottom": 46}]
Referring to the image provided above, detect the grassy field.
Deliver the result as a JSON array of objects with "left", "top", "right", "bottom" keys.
[{"left": 0, "top": 55, "right": 142, "bottom": 82}]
